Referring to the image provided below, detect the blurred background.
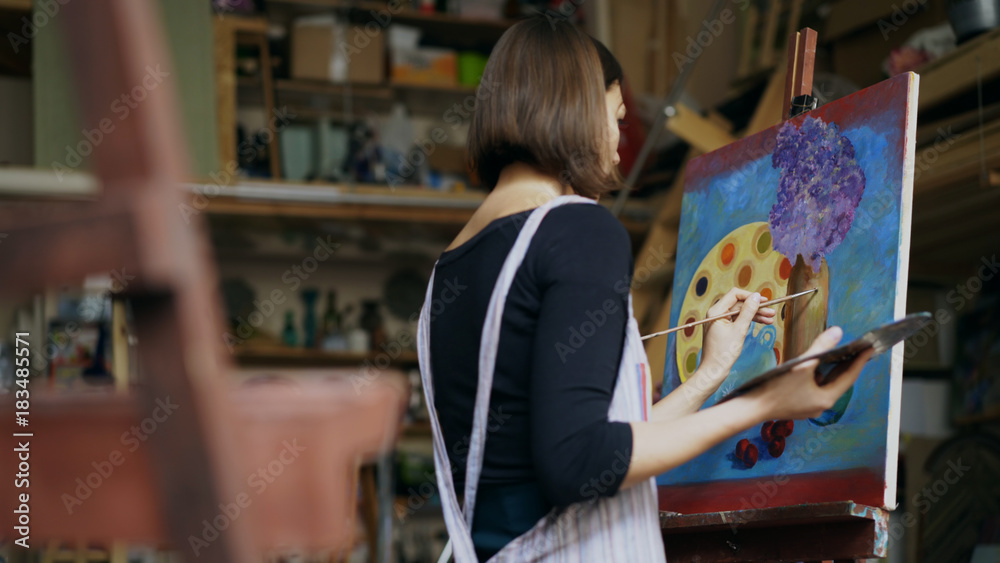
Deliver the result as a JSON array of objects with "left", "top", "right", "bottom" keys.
[{"left": 0, "top": 0, "right": 998, "bottom": 562}]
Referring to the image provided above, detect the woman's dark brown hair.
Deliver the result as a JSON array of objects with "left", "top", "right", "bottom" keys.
[{"left": 468, "top": 16, "right": 623, "bottom": 199}]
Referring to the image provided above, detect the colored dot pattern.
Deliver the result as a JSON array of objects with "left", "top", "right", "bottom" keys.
[
  {"left": 737, "top": 265, "right": 753, "bottom": 287},
  {"left": 695, "top": 276, "right": 708, "bottom": 296},
  {"left": 683, "top": 317, "right": 697, "bottom": 337},
  {"left": 675, "top": 222, "right": 790, "bottom": 382},
  {"left": 779, "top": 256, "right": 792, "bottom": 280},
  {"left": 721, "top": 243, "right": 735, "bottom": 265},
  {"left": 756, "top": 231, "right": 772, "bottom": 254}
]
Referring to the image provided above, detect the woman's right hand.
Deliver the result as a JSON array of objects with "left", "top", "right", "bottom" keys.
[{"left": 747, "top": 326, "right": 874, "bottom": 421}]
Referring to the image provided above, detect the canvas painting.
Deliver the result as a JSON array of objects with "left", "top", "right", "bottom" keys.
[{"left": 658, "top": 72, "right": 918, "bottom": 513}]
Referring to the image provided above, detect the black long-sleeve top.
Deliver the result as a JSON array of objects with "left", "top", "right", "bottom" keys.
[{"left": 429, "top": 203, "right": 635, "bottom": 523}]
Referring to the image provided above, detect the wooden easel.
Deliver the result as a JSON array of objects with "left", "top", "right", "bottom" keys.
[{"left": 658, "top": 28, "right": 890, "bottom": 563}]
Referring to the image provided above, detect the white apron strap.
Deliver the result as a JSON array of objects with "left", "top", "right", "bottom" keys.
[
  {"left": 418, "top": 267, "right": 478, "bottom": 560},
  {"left": 417, "top": 194, "right": 595, "bottom": 561}
]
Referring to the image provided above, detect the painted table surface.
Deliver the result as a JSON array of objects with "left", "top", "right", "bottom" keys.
[{"left": 658, "top": 72, "right": 918, "bottom": 514}]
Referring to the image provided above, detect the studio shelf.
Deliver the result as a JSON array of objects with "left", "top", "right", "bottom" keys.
[{"left": 234, "top": 345, "right": 419, "bottom": 367}]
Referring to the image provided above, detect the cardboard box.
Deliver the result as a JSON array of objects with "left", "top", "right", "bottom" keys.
[
  {"left": 291, "top": 16, "right": 385, "bottom": 84},
  {"left": 390, "top": 47, "right": 458, "bottom": 87},
  {"left": 347, "top": 27, "right": 385, "bottom": 84}
]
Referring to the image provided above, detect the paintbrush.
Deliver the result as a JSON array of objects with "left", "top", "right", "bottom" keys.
[{"left": 639, "top": 288, "right": 819, "bottom": 341}]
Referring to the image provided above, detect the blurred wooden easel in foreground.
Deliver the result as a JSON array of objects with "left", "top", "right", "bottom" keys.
[{"left": 0, "top": 1, "right": 406, "bottom": 561}]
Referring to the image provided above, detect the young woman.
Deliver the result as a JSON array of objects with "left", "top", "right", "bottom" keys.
[{"left": 416, "top": 15, "right": 873, "bottom": 562}]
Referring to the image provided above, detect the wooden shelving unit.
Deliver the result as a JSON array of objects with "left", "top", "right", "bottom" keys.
[
  {"left": 193, "top": 179, "right": 655, "bottom": 238},
  {"left": 908, "top": 28, "right": 1000, "bottom": 276},
  {"left": 234, "top": 345, "right": 419, "bottom": 367},
  {"left": 954, "top": 406, "right": 1000, "bottom": 427},
  {"left": 248, "top": 77, "right": 481, "bottom": 118},
  {"left": 265, "top": 0, "right": 516, "bottom": 33},
  {"left": 916, "top": 27, "right": 1000, "bottom": 112}
]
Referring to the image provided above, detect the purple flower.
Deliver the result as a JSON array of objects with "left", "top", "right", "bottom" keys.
[{"left": 769, "top": 117, "right": 866, "bottom": 272}]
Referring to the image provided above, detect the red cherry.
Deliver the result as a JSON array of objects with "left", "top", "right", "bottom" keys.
[
  {"left": 735, "top": 438, "right": 750, "bottom": 459},
  {"left": 774, "top": 420, "right": 794, "bottom": 438},
  {"left": 743, "top": 444, "right": 759, "bottom": 468},
  {"left": 768, "top": 436, "right": 786, "bottom": 458},
  {"left": 761, "top": 421, "right": 775, "bottom": 441}
]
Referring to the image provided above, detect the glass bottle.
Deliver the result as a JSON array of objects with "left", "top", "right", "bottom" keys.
[
  {"left": 301, "top": 288, "right": 319, "bottom": 349},
  {"left": 282, "top": 310, "right": 298, "bottom": 347},
  {"left": 359, "top": 300, "right": 385, "bottom": 352},
  {"left": 322, "top": 290, "right": 341, "bottom": 339}
]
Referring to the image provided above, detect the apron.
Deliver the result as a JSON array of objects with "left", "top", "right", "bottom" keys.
[{"left": 417, "top": 195, "right": 666, "bottom": 562}]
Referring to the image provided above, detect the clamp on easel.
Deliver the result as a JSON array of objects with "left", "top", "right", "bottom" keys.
[{"left": 783, "top": 27, "right": 819, "bottom": 119}]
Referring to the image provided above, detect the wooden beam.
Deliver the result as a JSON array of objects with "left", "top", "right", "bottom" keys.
[
  {"left": 824, "top": 0, "right": 907, "bottom": 40},
  {"left": 736, "top": 3, "right": 759, "bottom": 78},
  {"left": 254, "top": 33, "right": 282, "bottom": 179},
  {"left": 652, "top": 0, "right": 669, "bottom": 98},
  {"left": 112, "top": 299, "right": 130, "bottom": 392},
  {"left": 915, "top": 100, "right": 1000, "bottom": 146},
  {"left": 759, "top": 0, "right": 781, "bottom": 68},
  {"left": 918, "top": 27, "right": 1000, "bottom": 111},
  {"left": 631, "top": 151, "right": 701, "bottom": 331},
  {"left": 745, "top": 61, "right": 788, "bottom": 135},
  {"left": 0, "top": 0, "right": 30, "bottom": 10},
  {"left": 786, "top": 0, "right": 804, "bottom": 47},
  {"left": 665, "top": 103, "right": 739, "bottom": 153},
  {"left": 213, "top": 16, "right": 238, "bottom": 173},
  {"left": 913, "top": 120, "right": 1000, "bottom": 195}
]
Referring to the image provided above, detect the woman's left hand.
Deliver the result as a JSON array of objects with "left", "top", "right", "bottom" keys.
[{"left": 697, "top": 288, "right": 776, "bottom": 383}]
